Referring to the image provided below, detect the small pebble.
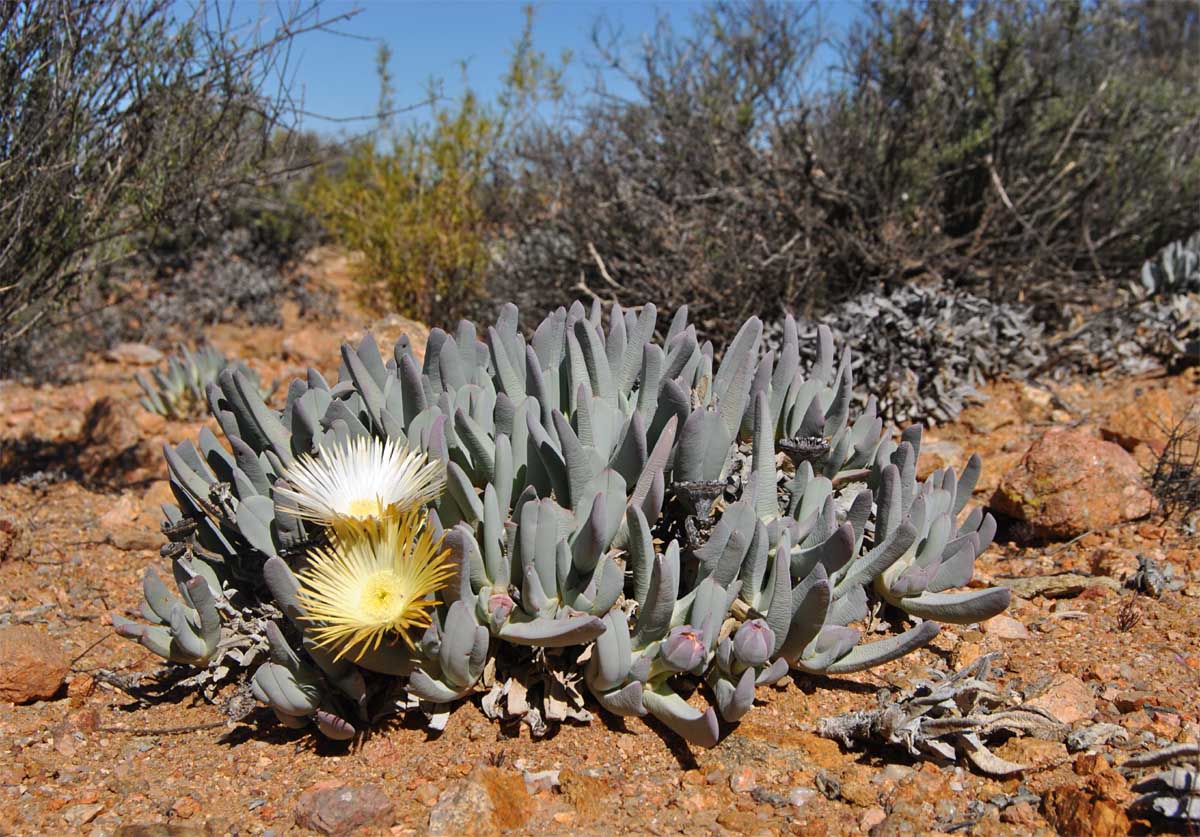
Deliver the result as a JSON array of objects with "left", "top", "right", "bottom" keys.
[
  {"left": 729, "top": 766, "right": 757, "bottom": 794},
  {"left": 789, "top": 787, "right": 817, "bottom": 808}
]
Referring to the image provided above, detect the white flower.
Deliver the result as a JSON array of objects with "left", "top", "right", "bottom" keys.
[
  {"left": 296, "top": 511, "right": 453, "bottom": 660},
  {"left": 274, "top": 436, "right": 445, "bottom": 532}
]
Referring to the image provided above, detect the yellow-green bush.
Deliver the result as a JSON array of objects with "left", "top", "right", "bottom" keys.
[
  {"left": 305, "top": 7, "right": 565, "bottom": 325},
  {"left": 306, "top": 96, "right": 496, "bottom": 324}
]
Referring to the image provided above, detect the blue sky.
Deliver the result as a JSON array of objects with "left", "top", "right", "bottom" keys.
[{"left": 250, "top": 1, "right": 863, "bottom": 137}]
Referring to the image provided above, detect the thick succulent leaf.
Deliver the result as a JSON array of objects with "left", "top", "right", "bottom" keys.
[
  {"left": 393, "top": 353, "right": 426, "bottom": 429},
  {"left": 713, "top": 667, "right": 757, "bottom": 722},
  {"left": 795, "top": 625, "right": 861, "bottom": 673},
  {"left": 345, "top": 642, "right": 416, "bottom": 676},
  {"left": 315, "top": 710, "right": 356, "bottom": 741},
  {"left": 630, "top": 414, "right": 676, "bottom": 515},
  {"left": 797, "top": 390, "right": 826, "bottom": 438},
  {"left": 927, "top": 537, "right": 979, "bottom": 593},
  {"left": 736, "top": 522, "right": 770, "bottom": 607},
  {"left": 757, "top": 657, "right": 790, "bottom": 686},
  {"left": 341, "top": 343, "right": 388, "bottom": 432},
  {"left": 675, "top": 408, "right": 730, "bottom": 483},
  {"left": 408, "top": 668, "right": 474, "bottom": 702},
  {"left": 762, "top": 532, "right": 793, "bottom": 654},
  {"left": 141, "top": 567, "right": 176, "bottom": 625},
  {"left": 898, "top": 587, "right": 1012, "bottom": 624},
  {"left": 584, "top": 554, "right": 624, "bottom": 616},
  {"left": 875, "top": 465, "right": 902, "bottom": 543},
  {"left": 445, "top": 462, "right": 483, "bottom": 525},
  {"left": 238, "top": 494, "right": 278, "bottom": 557},
  {"left": 487, "top": 325, "right": 524, "bottom": 400},
  {"left": 489, "top": 432, "right": 514, "bottom": 511},
  {"left": 632, "top": 542, "right": 680, "bottom": 648},
  {"left": 184, "top": 576, "right": 221, "bottom": 656},
  {"left": 824, "top": 621, "right": 941, "bottom": 674},
  {"left": 592, "top": 681, "right": 647, "bottom": 717},
  {"left": 262, "top": 556, "right": 305, "bottom": 626},
  {"left": 827, "top": 584, "right": 869, "bottom": 626},
  {"left": 442, "top": 526, "right": 479, "bottom": 605},
  {"left": 526, "top": 409, "right": 569, "bottom": 502},
  {"left": 499, "top": 614, "right": 606, "bottom": 647},
  {"left": 618, "top": 304, "right": 657, "bottom": 396},
  {"left": 790, "top": 523, "right": 855, "bottom": 581},
  {"left": 252, "top": 662, "right": 322, "bottom": 716},
  {"left": 454, "top": 408, "right": 495, "bottom": 482},
  {"left": 626, "top": 505, "right": 655, "bottom": 605},
  {"left": 832, "top": 521, "right": 917, "bottom": 596},
  {"left": 696, "top": 501, "right": 756, "bottom": 586},
  {"left": 588, "top": 609, "right": 633, "bottom": 692},
  {"left": 954, "top": 454, "right": 982, "bottom": 516},
  {"left": 112, "top": 616, "right": 174, "bottom": 661},
  {"left": 439, "top": 601, "right": 489, "bottom": 689},
  {"left": 635, "top": 344, "right": 665, "bottom": 422},
  {"left": 778, "top": 566, "right": 831, "bottom": 663},
  {"left": 750, "top": 392, "right": 778, "bottom": 521},
  {"left": 611, "top": 411, "right": 648, "bottom": 486},
  {"left": 479, "top": 487, "right": 506, "bottom": 585},
  {"left": 574, "top": 318, "right": 616, "bottom": 407},
  {"left": 163, "top": 443, "right": 213, "bottom": 504},
  {"left": 642, "top": 683, "right": 719, "bottom": 748}
]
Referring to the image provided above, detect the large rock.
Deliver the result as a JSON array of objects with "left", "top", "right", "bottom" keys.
[
  {"left": 990, "top": 429, "right": 1155, "bottom": 540},
  {"left": 281, "top": 325, "right": 345, "bottom": 372},
  {"left": 1101, "top": 385, "right": 1197, "bottom": 463},
  {"left": 78, "top": 396, "right": 155, "bottom": 483},
  {"left": 427, "top": 767, "right": 534, "bottom": 837},
  {"left": 0, "top": 625, "right": 71, "bottom": 704},
  {"left": 293, "top": 782, "right": 394, "bottom": 836}
]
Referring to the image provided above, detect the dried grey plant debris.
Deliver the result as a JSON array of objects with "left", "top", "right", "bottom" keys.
[
  {"left": 1065, "top": 722, "right": 1128, "bottom": 753},
  {"left": 1121, "top": 743, "right": 1200, "bottom": 823},
  {"left": 1128, "top": 554, "right": 1183, "bottom": 598},
  {"left": 817, "top": 653, "right": 1067, "bottom": 776},
  {"left": 775, "top": 281, "right": 1046, "bottom": 425}
]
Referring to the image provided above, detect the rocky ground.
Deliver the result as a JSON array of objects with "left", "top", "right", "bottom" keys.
[{"left": 0, "top": 253, "right": 1198, "bottom": 836}]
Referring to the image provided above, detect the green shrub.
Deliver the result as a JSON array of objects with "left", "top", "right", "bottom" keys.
[
  {"left": 0, "top": 0, "right": 342, "bottom": 363},
  {"left": 493, "top": 0, "right": 1200, "bottom": 345},
  {"left": 305, "top": 7, "right": 566, "bottom": 326}
]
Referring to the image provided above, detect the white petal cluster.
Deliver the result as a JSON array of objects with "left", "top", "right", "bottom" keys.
[{"left": 274, "top": 436, "right": 446, "bottom": 532}]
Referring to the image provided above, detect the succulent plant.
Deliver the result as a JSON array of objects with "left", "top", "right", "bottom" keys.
[
  {"left": 137, "top": 344, "right": 267, "bottom": 420},
  {"left": 1141, "top": 231, "right": 1200, "bottom": 298},
  {"left": 115, "top": 299, "right": 1012, "bottom": 747}
]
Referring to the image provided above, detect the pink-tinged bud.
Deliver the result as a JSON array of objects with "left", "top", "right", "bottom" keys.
[
  {"left": 661, "top": 626, "right": 707, "bottom": 672},
  {"left": 487, "top": 592, "right": 514, "bottom": 625},
  {"left": 733, "top": 619, "right": 775, "bottom": 668}
]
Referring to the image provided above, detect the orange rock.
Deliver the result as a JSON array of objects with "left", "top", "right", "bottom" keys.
[
  {"left": 990, "top": 428, "right": 1155, "bottom": 540},
  {"left": 1041, "top": 785, "right": 1130, "bottom": 837},
  {"left": 0, "top": 625, "right": 70, "bottom": 704},
  {"left": 1102, "top": 385, "right": 1196, "bottom": 456},
  {"left": 1026, "top": 673, "right": 1097, "bottom": 725}
]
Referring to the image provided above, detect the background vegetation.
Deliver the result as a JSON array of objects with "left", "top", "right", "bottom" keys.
[{"left": 2, "top": 0, "right": 1197, "bottom": 376}]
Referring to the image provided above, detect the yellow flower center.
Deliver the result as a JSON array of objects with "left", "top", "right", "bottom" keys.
[
  {"left": 346, "top": 496, "right": 383, "bottom": 518},
  {"left": 357, "top": 571, "right": 409, "bottom": 623}
]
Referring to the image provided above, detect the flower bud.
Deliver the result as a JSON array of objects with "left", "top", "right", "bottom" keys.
[
  {"left": 660, "top": 626, "right": 707, "bottom": 672},
  {"left": 486, "top": 591, "right": 515, "bottom": 629},
  {"left": 733, "top": 619, "right": 775, "bottom": 668}
]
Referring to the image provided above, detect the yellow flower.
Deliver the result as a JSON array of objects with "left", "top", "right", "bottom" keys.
[
  {"left": 296, "top": 510, "right": 454, "bottom": 661},
  {"left": 274, "top": 436, "right": 445, "bottom": 533}
]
